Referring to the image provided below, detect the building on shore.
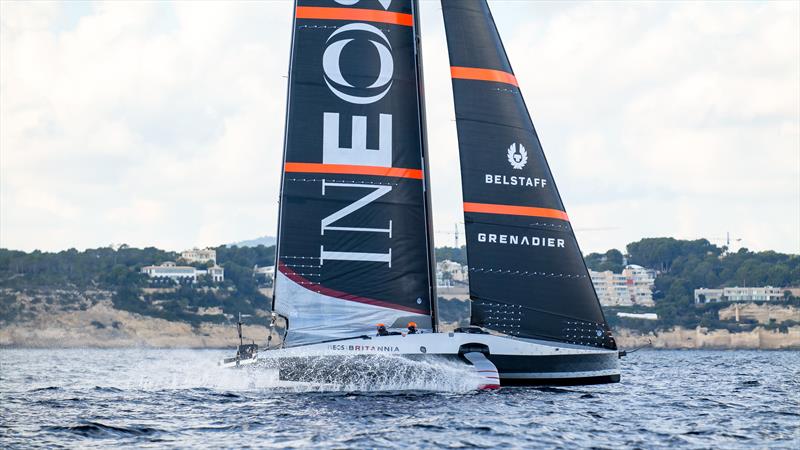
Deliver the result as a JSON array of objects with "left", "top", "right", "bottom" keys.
[
  {"left": 617, "top": 312, "right": 658, "bottom": 320},
  {"left": 589, "top": 264, "right": 656, "bottom": 307},
  {"left": 206, "top": 265, "right": 225, "bottom": 282},
  {"left": 436, "top": 260, "right": 468, "bottom": 287},
  {"left": 694, "top": 286, "right": 784, "bottom": 304},
  {"left": 141, "top": 261, "right": 224, "bottom": 284},
  {"left": 254, "top": 265, "right": 275, "bottom": 284},
  {"left": 180, "top": 247, "right": 217, "bottom": 264}
]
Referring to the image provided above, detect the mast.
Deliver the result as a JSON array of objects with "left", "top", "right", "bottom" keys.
[
  {"left": 411, "top": 0, "right": 438, "bottom": 332},
  {"left": 441, "top": 0, "right": 616, "bottom": 349},
  {"left": 271, "top": 2, "right": 299, "bottom": 313}
]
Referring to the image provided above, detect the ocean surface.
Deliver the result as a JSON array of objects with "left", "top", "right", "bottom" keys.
[{"left": 1, "top": 349, "right": 798, "bottom": 449}]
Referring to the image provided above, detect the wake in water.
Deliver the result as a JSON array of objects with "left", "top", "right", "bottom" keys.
[
  {"left": 4, "top": 349, "right": 798, "bottom": 449},
  {"left": 118, "top": 350, "right": 481, "bottom": 393},
  {"left": 257, "top": 353, "right": 483, "bottom": 392}
]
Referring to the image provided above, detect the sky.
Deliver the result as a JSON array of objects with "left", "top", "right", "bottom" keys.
[{"left": 1, "top": 0, "right": 798, "bottom": 255}]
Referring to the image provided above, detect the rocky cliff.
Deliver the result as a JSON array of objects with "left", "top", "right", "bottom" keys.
[{"left": 615, "top": 326, "right": 800, "bottom": 350}]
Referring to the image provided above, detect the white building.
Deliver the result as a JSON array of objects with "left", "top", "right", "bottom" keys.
[
  {"left": 436, "top": 260, "right": 468, "bottom": 287},
  {"left": 141, "top": 262, "right": 224, "bottom": 284},
  {"left": 180, "top": 247, "right": 217, "bottom": 264},
  {"left": 205, "top": 265, "right": 225, "bottom": 283},
  {"left": 623, "top": 265, "right": 657, "bottom": 306},
  {"left": 590, "top": 264, "right": 656, "bottom": 307},
  {"left": 694, "top": 286, "right": 783, "bottom": 304},
  {"left": 254, "top": 265, "right": 275, "bottom": 283}
]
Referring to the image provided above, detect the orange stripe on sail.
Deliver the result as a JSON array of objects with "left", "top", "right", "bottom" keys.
[
  {"left": 285, "top": 162, "right": 423, "bottom": 180},
  {"left": 450, "top": 66, "right": 519, "bottom": 87},
  {"left": 295, "top": 6, "right": 413, "bottom": 26},
  {"left": 463, "top": 202, "right": 569, "bottom": 221}
]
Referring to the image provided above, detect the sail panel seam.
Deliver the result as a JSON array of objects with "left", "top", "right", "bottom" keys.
[{"left": 454, "top": 117, "right": 534, "bottom": 133}]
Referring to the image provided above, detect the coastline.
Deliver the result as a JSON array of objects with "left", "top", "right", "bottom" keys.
[
  {"left": 0, "top": 302, "right": 270, "bottom": 350},
  {"left": 1, "top": 301, "right": 798, "bottom": 350},
  {"left": 614, "top": 326, "right": 800, "bottom": 350}
]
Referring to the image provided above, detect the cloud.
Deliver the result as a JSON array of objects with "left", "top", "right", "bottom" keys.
[
  {"left": 1, "top": 1, "right": 292, "bottom": 251},
  {"left": 499, "top": 1, "right": 799, "bottom": 254},
  {"left": 1, "top": 1, "right": 798, "bottom": 255}
]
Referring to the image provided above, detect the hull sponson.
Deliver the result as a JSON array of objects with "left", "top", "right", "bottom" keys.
[
  {"left": 489, "top": 353, "right": 620, "bottom": 385},
  {"left": 441, "top": 0, "right": 616, "bottom": 349},
  {"left": 258, "top": 333, "right": 620, "bottom": 386}
]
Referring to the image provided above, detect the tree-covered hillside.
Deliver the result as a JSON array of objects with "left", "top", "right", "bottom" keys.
[
  {"left": 2, "top": 238, "right": 797, "bottom": 330},
  {"left": 0, "top": 245, "right": 275, "bottom": 325},
  {"left": 587, "top": 238, "right": 799, "bottom": 330}
]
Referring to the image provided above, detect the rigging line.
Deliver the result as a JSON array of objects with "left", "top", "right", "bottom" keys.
[{"left": 618, "top": 340, "right": 652, "bottom": 358}]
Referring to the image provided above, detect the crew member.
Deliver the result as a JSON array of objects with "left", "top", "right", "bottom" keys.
[
  {"left": 376, "top": 323, "right": 389, "bottom": 336},
  {"left": 407, "top": 322, "right": 418, "bottom": 334}
]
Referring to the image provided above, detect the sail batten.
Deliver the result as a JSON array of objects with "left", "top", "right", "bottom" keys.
[
  {"left": 463, "top": 203, "right": 569, "bottom": 221},
  {"left": 284, "top": 162, "right": 423, "bottom": 179},
  {"left": 295, "top": 6, "right": 414, "bottom": 26},
  {"left": 450, "top": 66, "right": 518, "bottom": 86},
  {"left": 442, "top": 0, "right": 616, "bottom": 350}
]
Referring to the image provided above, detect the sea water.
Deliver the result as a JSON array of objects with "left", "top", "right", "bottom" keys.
[{"left": 1, "top": 349, "right": 797, "bottom": 448}]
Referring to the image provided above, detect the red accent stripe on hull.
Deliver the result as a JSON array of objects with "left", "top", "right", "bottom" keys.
[
  {"left": 295, "top": 6, "right": 413, "bottom": 26},
  {"left": 285, "top": 162, "right": 423, "bottom": 180},
  {"left": 463, "top": 202, "right": 569, "bottom": 221},
  {"left": 278, "top": 262, "right": 428, "bottom": 315}
]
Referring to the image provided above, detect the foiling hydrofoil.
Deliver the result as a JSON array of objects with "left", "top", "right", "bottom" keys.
[{"left": 218, "top": 313, "right": 259, "bottom": 368}]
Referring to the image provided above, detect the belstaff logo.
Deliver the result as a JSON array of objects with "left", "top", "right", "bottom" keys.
[
  {"left": 322, "top": 23, "right": 394, "bottom": 105},
  {"left": 507, "top": 143, "right": 528, "bottom": 170},
  {"left": 485, "top": 141, "right": 546, "bottom": 187}
]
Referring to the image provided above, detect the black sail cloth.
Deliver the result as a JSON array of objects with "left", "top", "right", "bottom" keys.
[
  {"left": 441, "top": 0, "right": 616, "bottom": 349},
  {"left": 274, "top": 0, "right": 434, "bottom": 346}
]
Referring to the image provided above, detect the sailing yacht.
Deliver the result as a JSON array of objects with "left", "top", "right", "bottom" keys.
[{"left": 234, "top": 0, "right": 620, "bottom": 386}]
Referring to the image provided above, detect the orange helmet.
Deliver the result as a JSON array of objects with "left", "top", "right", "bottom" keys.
[
  {"left": 377, "top": 323, "right": 386, "bottom": 327},
  {"left": 408, "top": 322, "right": 417, "bottom": 328}
]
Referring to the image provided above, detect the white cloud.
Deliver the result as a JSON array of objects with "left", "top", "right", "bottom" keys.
[
  {"left": 1, "top": 1, "right": 798, "bottom": 255},
  {"left": 1, "top": 1, "right": 292, "bottom": 251}
]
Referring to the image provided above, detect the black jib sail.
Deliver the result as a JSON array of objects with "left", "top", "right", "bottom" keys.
[
  {"left": 273, "top": 0, "right": 435, "bottom": 346},
  {"left": 441, "top": 0, "right": 616, "bottom": 350}
]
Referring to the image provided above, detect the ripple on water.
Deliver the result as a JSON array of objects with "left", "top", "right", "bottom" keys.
[
  {"left": 1, "top": 349, "right": 798, "bottom": 449},
  {"left": 43, "top": 421, "right": 164, "bottom": 438}
]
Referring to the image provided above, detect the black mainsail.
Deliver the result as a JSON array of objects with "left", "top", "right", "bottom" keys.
[
  {"left": 441, "top": 0, "right": 616, "bottom": 349},
  {"left": 274, "top": 0, "right": 435, "bottom": 346}
]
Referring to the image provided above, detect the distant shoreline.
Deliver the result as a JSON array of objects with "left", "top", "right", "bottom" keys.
[{"left": 2, "top": 300, "right": 797, "bottom": 350}]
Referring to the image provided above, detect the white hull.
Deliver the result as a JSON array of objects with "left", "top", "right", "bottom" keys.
[{"left": 258, "top": 332, "right": 620, "bottom": 386}]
